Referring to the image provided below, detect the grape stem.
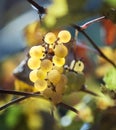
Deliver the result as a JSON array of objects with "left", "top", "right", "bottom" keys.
[
  {"left": 0, "top": 91, "right": 40, "bottom": 111},
  {"left": 27, "top": 0, "right": 46, "bottom": 21},
  {"left": 57, "top": 102, "right": 79, "bottom": 114},
  {"left": 80, "top": 85, "right": 99, "bottom": 96},
  {"left": 0, "top": 89, "right": 40, "bottom": 96},
  {"left": 72, "top": 24, "right": 116, "bottom": 68}
]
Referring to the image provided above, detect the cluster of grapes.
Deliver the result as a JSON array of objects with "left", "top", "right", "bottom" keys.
[{"left": 27, "top": 30, "right": 71, "bottom": 104}]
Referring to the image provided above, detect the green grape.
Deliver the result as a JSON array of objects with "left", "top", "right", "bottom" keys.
[
  {"left": 58, "top": 30, "right": 71, "bottom": 43},
  {"left": 65, "top": 71, "right": 85, "bottom": 94},
  {"left": 52, "top": 56, "right": 65, "bottom": 67},
  {"left": 29, "top": 70, "right": 39, "bottom": 82},
  {"left": 47, "top": 69, "right": 61, "bottom": 84},
  {"left": 74, "top": 60, "right": 84, "bottom": 73},
  {"left": 54, "top": 44, "right": 68, "bottom": 58},
  {"left": 29, "top": 45, "right": 45, "bottom": 58},
  {"left": 40, "top": 59, "right": 53, "bottom": 72},
  {"left": 44, "top": 32, "right": 57, "bottom": 44},
  {"left": 34, "top": 79, "right": 47, "bottom": 92},
  {"left": 55, "top": 74, "right": 67, "bottom": 94},
  {"left": 37, "top": 69, "right": 47, "bottom": 80},
  {"left": 27, "top": 57, "right": 41, "bottom": 70},
  {"left": 52, "top": 66, "right": 64, "bottom": 73}
]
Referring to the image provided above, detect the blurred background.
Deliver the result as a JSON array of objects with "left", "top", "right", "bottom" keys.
[{"left": 0, "top": 0, "right": 116, "bottom": 130}]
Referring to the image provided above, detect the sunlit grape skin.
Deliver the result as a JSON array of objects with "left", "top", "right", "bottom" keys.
[
  {"left": 34, "top": 79, "right": 47, "bottom": 92},
  {"left": 29, "top": 45, "right": 45, "bottom": 58},
  {"left": 53, "top": 56, "right": 65, "bottom": 67},
  {"left": 54, "top": 44, "right": 68, "bottom": 58},
  {"left": 27, "top": 57, "right": 41, "bottom": 70},
  {"left": 47, "top": 69, "right": 61, "bottom": 84},
  {"left": 29, "top": 69, "right": 38, "bottom": 82},
  {"left": 40, "top": 59, "right": 53, "bottom": 72},
  {"left": 58, "top": 30, "right": 71, "bottom": 43},
  {"left": 44, "top": 32, "right": 57, "bottom": 44}
]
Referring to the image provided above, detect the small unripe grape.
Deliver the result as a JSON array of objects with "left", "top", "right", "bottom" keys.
[
  {"left": 52, "top": 56, "right": 65, "bottom": 67},
  {"left": 58, "top": 30, "right": 71, "bottom": 43},
  {"left": 47, "top": 69, "right": 61, "bottom": 84},
  {"left": 34, "top": 79, "right": 47, "bottom": 92},
  {"left": 29, "top": 70, "right": 38, "bottom": 82},
  {"left": 40, "top": 59, "right": 53, "bottom": 72},
  {"left": 27, "top": 57, "right": 41, "bottom": 70},
  {"left": 37, "top": 69, "right": 47, "bottom": 80},
  {"left": 54, "top": 44, "right": 68, "bottom": 58},
  {"left": 29, "top": 45, "right": 45, "bottom": 58},
  {"left": 74, "top": 60, "right": 84, "bottom": 73},
  {"left": 44, "top": 32, "right": 57, "bottom": 44}
]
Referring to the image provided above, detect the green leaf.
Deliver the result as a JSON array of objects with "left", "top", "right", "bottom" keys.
[{"left": 103, "top": 67, "right": 116, "bottom": 90}]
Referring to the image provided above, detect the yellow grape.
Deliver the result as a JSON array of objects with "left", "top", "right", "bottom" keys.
[
  {"left": 47, "top": 69, "right": 61, "bottom": 84},
  {"left": 37, "top": 69, "right": 47, "bottom": 80},
  {"left": 58, "top": 30, "right": 71, "bottom": 43},
  {"left": 55, "top": 74, "right": 67, "bottom": 94},
  {"left": 29, "top": 70, "right": 38, "bottom": 82},
  {"left": 40, "top": 59, "right": 53, "bottom": 72},
  {"left": 34, "top": 79, "right": 47, "bottom": 92},
  {"left": 52, "top": 66, "right": 64, "bottom": 73},
  {"left": 27, "top": 57, "right": 41, "bottom": 70},
  {"left": 52, "top": 56, "right": 65, "bottom": 67},
  {"left": 44, "top": 32, "right": 57, "bottom": 44},
  {"left": 54, "top": 44, "right": 68, "bottom": 58},
  {"left": 29, "top": 45, "right": 45, "bottom": 58},
  {"left": 43, "top": 88, "right": 54, "bottom": 99},
  {"left": 74, "top": 60, "right": 84, "bottom": 73}
]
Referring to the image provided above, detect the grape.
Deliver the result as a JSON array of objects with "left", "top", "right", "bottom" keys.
[
  {"left": 40, "top": 59, "right": 53, "bottom": 72},
  {"left": 50, "top": 92, "right": 62, "bottom": 104},
  {"left": 27, "top": 57, "right": 41, "bottom": 70},
  {"left": 52, "top": 56, "right": 65, "bottom": 67},
  {"left": 34, "top": 79, "right": 47, "bottom": 92},
  {"left": 43, "top": 88, "right": 54, "bottom": 99},
  {"left": 74, "top": 60, "right": 84, "bottom": 73},
  {"left": 44, "top": 32, "right": 57, "bottom": 44},
  {"left": 58, "top": 30, "right": 71, "bottom": 43},
  {"left": 53, "top": 66, "right": 64, "bottom": 73},
  {"left": 55, "top": 74, "right": 67, "bottom": 94},
  {"left": 47, "top": 69, "right": 61, "bottom": 84},
  {"left": 29, "top": 45, "right": 45, "bottom": 58},
  {"left": 54, "top": 44, "right": 68, "bottom": 58},
  {"left": 29, "top": 70, "right": 38, "bottom": 82},
  {"left": 37, "top": 69, "right": 47, "bottom": 80}
]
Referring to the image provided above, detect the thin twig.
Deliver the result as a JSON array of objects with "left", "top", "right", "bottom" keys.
[
  {"left": 80, "top": 85, "right": 99, "bottom": 96},
  {"left": 81, "top": 16, "right": 105, "bottom": 30},
  {"left": 72, "top": 24, "right": 116, "bottom": 68},
  {"left": 58, "top": 102, "right": 78, "bottom": 114},
  {"left": 0, "top": 89, "right": 40, "bottom": 97},
  {"left": 0, "top": 96, "right": 30, "bottom": 111}
]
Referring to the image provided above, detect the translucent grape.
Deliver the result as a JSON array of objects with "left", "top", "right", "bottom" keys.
[
  {"left": 44, "top": 32, "right": 57, "bottom": 44},
  {"left": 52, "top": 56, "right": 65, "bottom": 67},
  {"left": 40, "top": 59, "right": 53, "bottom": 72},
  {"left": 53, "top": 66, "right": 64, "bottom": 73},
  {"left": 29, "top": 70, "right": 38, "bottom": 82},
  {"left": 29, "top": 45, "right": 45, "bottom": 58},
  {"left": 37, "top": 69, "right": 47, "bottom": 80},
  {"left": 50, "top": 92, "right": 62, "bottom": 104},
  {"left": 74, "top": 60, "right": 84, "bottom": 73},
  {"left": 27, "top": 57, "right": 41, "bottom": 70},
  {"left": 58, "top": 30, "right": 71, "bottom": 43},
  {"left": 34, "top": 79, "right": 47, "bottom": 92},
  {"left": 47, "top": 69, "right": 61, "bottom": 84},
  {"left": 54, "top": 44, "right": 68, "bottom": 58}
]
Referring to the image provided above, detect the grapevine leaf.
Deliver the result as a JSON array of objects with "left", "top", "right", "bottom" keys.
[{"left": 103, "top": 68, "right": 116, "bottom": 90}]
